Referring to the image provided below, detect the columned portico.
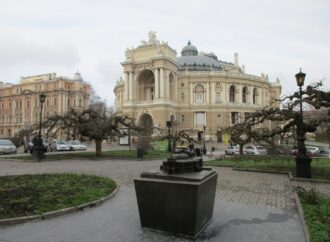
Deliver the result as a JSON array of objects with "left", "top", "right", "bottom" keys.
[{"left": 115, "top": 32, "right": 281, "bottom": 141}]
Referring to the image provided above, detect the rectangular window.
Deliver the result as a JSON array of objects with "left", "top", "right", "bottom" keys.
[
  {"left": 196, "top": 112, "right": 205, "bottom": 127},
  {"left": 231, "top": 112, "right": 238, "bottom": 125},
  {"left": 196, "top": 94, "right": 203, "bottom": 103},
  {"left": 217, "top": 114, "right": 222, "bottom": 124},
  {"left": 215, "top": 92, "right": 221, "bottom": 103},
  {"left": 54, "top": 98, "right": 57, "bottom": 106},
  {"left": 181, "top": 93, "right": 185, "bottom": 101},
  {"left": 245, "top": 112, "right": 251, "bottom": 121},
  {"left": 181, "top": 115, "right": 184, "bottom": 122}
]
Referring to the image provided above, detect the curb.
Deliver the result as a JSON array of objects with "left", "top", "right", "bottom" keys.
[
  {"left": 0, "top": 215, "right": 42, "bottom": 226},
  {"left": 293, "top": 192, "right": 310, "bottom": 242},
  {"left": 0, "top": 187, "right": 119, "bottom": 226},
  {"left": 232, "top": 167, "right": 291, "bottom": 176},
  {"left": 290, "top": 177, "right": 330, "bottom": 184}
]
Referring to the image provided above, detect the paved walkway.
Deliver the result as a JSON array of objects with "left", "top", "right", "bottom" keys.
[{"left": 0, "top": 158, "right": 308, "bottom": 242}]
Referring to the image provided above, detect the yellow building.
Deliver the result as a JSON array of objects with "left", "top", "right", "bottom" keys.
[
  {"left": 0, "top": 72, "right": 90, "bottom": 138},
  {"left": 114, "top": 32, "right": 281, "bottom": 141}
]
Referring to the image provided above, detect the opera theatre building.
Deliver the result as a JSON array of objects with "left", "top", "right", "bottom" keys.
[{"left": 114, "top": 32, "right": 281, "bottom": 141}]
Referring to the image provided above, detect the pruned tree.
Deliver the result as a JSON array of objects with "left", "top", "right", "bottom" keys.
[
  {"left": 223, "top": 81, "right": 330, "bottom": 156},
  {"left": 43, "top": 101, "right": 133, "bottom": 156}
]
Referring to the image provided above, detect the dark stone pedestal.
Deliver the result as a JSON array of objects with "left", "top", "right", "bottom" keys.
[
  {"left": 295, "top": 156, "right": 312, "bottom": 178},
  {"left": 134, "top": 169, "right": 218, "bottom": 238}
]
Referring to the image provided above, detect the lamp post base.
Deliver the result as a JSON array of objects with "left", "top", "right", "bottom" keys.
[
  {"left": 295, "top": 156, "right": 312, "bottom": 178},
  {"left": 202, "top": 147, "right": 207, "bottom": 155}
]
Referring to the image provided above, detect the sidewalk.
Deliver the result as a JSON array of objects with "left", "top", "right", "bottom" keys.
[{"left": 0, "top": 159, "right": 306, "bottom": 242}]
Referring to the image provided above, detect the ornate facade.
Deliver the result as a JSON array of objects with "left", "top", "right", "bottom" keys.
[
  {"left": 0, "top": 72, "right": 90, "bottom": 138},
  {"left": 114, "top": 32, "right": 281, "bottom": 141}
]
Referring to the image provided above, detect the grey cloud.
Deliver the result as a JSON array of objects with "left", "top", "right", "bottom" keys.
[{"left": 0, "top": 28, "right": 79, "bottom": 67}]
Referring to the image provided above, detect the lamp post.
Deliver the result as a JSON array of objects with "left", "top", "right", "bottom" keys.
[
  {"left": 32, "top": 93, "right": 46, "bottom": 161},
  {"left": 39, "top": 93, "right": 46, "bottom": 137},
  {"left": 295, "top": 69, "right": 311, "bottom": 178},
  {"left": 166, "top": 121, "right": 172, "bottom": 152},
  {"left": 203, "top": 125, "right": 207, "bottom": 154}
]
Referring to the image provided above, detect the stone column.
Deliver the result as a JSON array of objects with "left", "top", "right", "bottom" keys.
[
  {"left": 160, "top": 68, "right": 164, "bottom": 98},
  {"left": 124, "top": 72, "right": 129, "bottom": 101},
  {"left": 211, "top": 83, "right": 214, "bottom": 103},
  {"left": 166, "top": 70, "right": 170, "bottom": 99},
  {"left": 250, "top": 86, "right": 254, "bottom": 105},
  {"left": 30, "top": 97, "right": 33, "bottom": 124},
  {"left": 129, "top": 72, "right": 133, "bottom": 101},
  {"left": 206, "top": 83, "right": 210, "bottom": 104},
  {"left": 155, "top": 68, "right": 159, "bottom": 99},
  {"left": 237, "top": 84, "right": 242, "bottom": 104},
  {"left": 224, "top": 83, "right": 227, "bottom": 104},
  {"left": 190, "top": 83, "right": 193, "bottom": 104},
  {"left": 174, "top": 75, "right": 178, "bottom": 101},
  {"left": 22, "top": 95, "right": 25, "bottom": 123}
]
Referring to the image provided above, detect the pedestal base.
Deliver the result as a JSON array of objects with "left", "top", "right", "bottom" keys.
[
  {"left": 295, "top": 156, "right": 312, "bottom": 178},
  {"left": 134, "top": 170, "right": 218, "bottom": 238}
]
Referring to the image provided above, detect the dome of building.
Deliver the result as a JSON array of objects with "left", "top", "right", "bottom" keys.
[
  {"left": 181, "top": 41, "right": 198, "bottom": 56},
  {"left": 177, "top": 55, "right": 223, "bottom": 70},
  {"left": 73, "top": 71, "right": 83, "bottom": 82},
  {"left": 177, "top": 42, "right": 227, "bottom": 71}
]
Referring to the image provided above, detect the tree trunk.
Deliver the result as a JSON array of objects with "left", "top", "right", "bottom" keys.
[
  {"left": 239, "top": 145, "right": 244, "bottom": 155},
  {"left": 95, "top": 139, "right": 102, "bottom": 156}
]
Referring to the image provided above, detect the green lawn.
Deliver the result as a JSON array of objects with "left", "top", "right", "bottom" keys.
[
  {"left": 0, "top": 174, "right": 117, "bottom": 220},
  {"left": 10, "top": 150, "right": 171, "bottom": 161},
  {"left": 296, "top": 187, "right": 330, "bottom": 242},
  {"left": 205, "top": 156, "right": 330, "bottom": 179}
]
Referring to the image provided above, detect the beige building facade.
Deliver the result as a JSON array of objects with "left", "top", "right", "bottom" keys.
[
  {"left": 0, "top": 72, "right": 90, "bottom": 138},
  {"left": 114, "top": 32, "right": 281, "bottom": 141}
]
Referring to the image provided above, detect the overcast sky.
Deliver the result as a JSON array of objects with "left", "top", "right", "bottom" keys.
[{"left": 0, "top": 0, "right": 329, "bottom": 105}]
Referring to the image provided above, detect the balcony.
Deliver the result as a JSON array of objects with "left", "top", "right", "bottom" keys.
[{"left": 123, "top": 99, "right": 176, "bottom": 107}]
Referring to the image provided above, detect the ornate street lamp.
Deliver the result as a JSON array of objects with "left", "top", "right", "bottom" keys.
[
  {"left": 39, "top": 93, "right": 46, "bottom": 137},
  {"left": 32, "top": 92, "right": 46, "bottom": 161},
  {"left": 166, "top": 121, "right": 172, "bottom": 152},
  {"left": 295, "top": 69, "right": 311, "bottom": 178},
  {"left": 203, "top": 125, "right": 207, "bottom": 154}
]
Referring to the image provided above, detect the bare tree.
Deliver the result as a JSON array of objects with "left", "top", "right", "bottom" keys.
[
  {"left": 223, "top": 82, "right": 330, "bottom": 155},
  {"left": 44, "top": 101, "right": 133, "bottom": 156}
]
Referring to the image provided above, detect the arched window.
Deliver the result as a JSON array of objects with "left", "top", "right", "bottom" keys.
[
  {"left": 229, "top": 85, "right": 236, "bottom": 102},
  {"left": 253, "top": 88, "right": 257, "bottom": 104},
  {"left": 194, "top": 84, "right": 205, "bottom": 103},
  {"left": 242, "top": 86, "right": 247, "bottom": 103}
]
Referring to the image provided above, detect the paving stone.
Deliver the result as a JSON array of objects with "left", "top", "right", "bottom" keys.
[{"left": 0, "top": 158, "right": 307, "bottom": 242}]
